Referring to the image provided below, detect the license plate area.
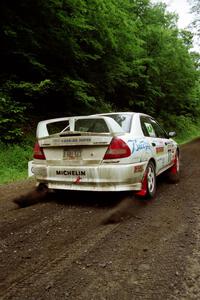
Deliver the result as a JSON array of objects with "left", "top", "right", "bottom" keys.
[{"left": 63, "top": 149, "right": 82, "bottom": 160}]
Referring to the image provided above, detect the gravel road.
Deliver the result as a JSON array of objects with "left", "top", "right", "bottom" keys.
[{"left": 1, "top": 138, "right": 200, "bottom": 300}]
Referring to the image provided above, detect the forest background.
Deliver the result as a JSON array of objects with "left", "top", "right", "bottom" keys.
[{"left": 0, "top": 0, "right": 199, "bottom": 183}]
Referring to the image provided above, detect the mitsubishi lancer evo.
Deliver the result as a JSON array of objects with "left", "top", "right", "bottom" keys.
[{"left": 29, "top": 112, "right": 179, "bottom": 198}]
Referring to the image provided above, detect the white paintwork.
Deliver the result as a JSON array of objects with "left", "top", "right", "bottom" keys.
[
  {"left": 29, "top": 112, "right": 178, "bottom": 192},
  {"left": 28, "top": 160, "right": 34, "bottom": 177},
  {"left": 32, "top": 160, "right": 146, "bottom": 191}
]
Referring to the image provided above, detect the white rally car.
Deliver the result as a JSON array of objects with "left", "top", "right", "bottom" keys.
[{"left": 29, "top": 112, "right": 179, "bottom": 198}]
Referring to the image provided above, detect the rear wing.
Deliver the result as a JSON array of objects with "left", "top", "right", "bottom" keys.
[
  {"left": 36, "top": 117, "right": 71, "bottom": 138},
  {"left": 36, "top": 116, "right": 125, "bottom": 139}
]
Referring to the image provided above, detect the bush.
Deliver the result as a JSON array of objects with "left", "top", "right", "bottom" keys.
[
  {"left": 159, "top": 114, "right": 200, "bottom": 144},
  {"left": 0, "top": 93, "right": 27, "bottom": 143},
  {"left": 0, "top": 141, "right": 33, "bottom": 184}
]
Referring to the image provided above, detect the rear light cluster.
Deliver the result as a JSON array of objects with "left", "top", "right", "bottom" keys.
[
  {"left": 33, "top": 142, "right": 46, "bottom": 160},
  {"left": 103, "top": 138, "right": 131, "bottom": 160}
]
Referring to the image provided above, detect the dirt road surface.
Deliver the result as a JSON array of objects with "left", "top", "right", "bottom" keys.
[{"left": 1, "top": 139, "right": 200, "bottom": 300}]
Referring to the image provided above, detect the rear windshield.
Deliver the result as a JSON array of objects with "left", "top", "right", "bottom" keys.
[
  {"left": 47, "top": 120, "right": 69, "bottom": 135},
  {"left": 104, "top": 114, "right": 132, "bottom": 132},
  {"left": 75, "top": 118, "right": 109, "bottom": 133}
]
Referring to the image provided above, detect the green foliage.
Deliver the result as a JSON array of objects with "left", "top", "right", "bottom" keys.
[
  {"left": 0, "top": 141, "right": 33, "bottom": 184},
  {"left": 174, "top": 117, "right": 200, "bottom": 145},
  {"left": 155, "top": 112, "right": 200, "bottom": 144},
  {"left": 5, "top": 79, "right": 53, "bottom": 97},
  {"left": 0, "top": 93, "right": 26, "bottom": 142},
  {"left": 63, "top": 77, "right": 96, "bottom": 106},
  {"left": 0, "top": 0, "right": 199, "bottom": 140}
]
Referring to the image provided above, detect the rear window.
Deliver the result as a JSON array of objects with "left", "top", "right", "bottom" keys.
[
  {"left": 75, "top": 118, "right": 109, "bottom": 133},
  {"left": 47, "top": 121, "right": 69, "bottom": 135},
  {"left": 104, "top": 114, "right": 132, "bottom": 132}
]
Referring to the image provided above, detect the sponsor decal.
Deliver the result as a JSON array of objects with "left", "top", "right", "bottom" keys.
[
  {"left": 94, "top": 142, "right": 107, "bottom": 145},
  {"left": 157, "top": 157, "right": 165, "bottom": 166},
  {"left": 134, "top": 140, "right": 151, "bottom": 152},
  {"left": 134, "top": 165, "right": 144, "bottom": 173},
  {"left": 167, "top": 143, "right": 172, "bottom": 148},
  {"left": 167, "top": 149, "right": 173, "bottom": 163},
  {"left": 61, "top": 138, "right": 91, "bottom": 143},
  {"left": 156, "top": 147, "right": 164, "bottom": 154},
  {"left": 74, "top": 176, "right": 82, "bottom": 184},
  {"left": 62, "top": 138, "right": 78, "bottom": 143},
  {"left": 144, "top": 123, "right": 156, "bottom": 137},
  {"left": 56, "top": 170, "right": 86, "bottom": 176},
  {"left": 53, "top": 138, "right": 91, "bottom": 145}
]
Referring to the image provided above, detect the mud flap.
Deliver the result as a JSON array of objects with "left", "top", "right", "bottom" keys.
[
  {"left": 135, "top": 171, "right": 148, "bottom": 197},
  {"left": 169, "top": 156, "right": 178, "bottom": 174}
]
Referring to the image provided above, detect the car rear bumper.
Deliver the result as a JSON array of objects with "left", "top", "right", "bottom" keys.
[{"left": 29, "top": 160, "right": 147, "bottom": 192}]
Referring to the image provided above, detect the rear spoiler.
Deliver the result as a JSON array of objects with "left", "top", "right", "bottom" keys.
[
  {"left": 36, "top": 116, "right": 124, "bottom": 139},
  {"left": 36, "top": 117, "right": 70, "bottom": 138}
]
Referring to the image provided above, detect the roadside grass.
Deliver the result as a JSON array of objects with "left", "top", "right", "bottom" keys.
[
  {"left": 174, "top": 118, "right": 200, "bottom": 145},
  {"left": 0, "top": 140, "right": 33, "bottom": 185}
]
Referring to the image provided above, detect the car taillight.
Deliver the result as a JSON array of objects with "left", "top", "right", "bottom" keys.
[
  {"left": 103, "top": 138, "right": 131, "bottom": 159},
  {"left": 33, "top": 142, "right": 46, "bottom": 159}
]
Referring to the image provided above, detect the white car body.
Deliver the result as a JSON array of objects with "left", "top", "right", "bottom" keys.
[{"left": 29, "top": 112, "right": 178, "bottom": 193}]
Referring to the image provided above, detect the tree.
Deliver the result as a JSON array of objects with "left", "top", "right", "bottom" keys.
[{"left": 0, "top": 0, "right": 199, "bottom": 143}]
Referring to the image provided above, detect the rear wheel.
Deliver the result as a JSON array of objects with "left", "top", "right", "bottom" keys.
[{"left": 136, "top": 161, "right": 156, "bottom": 199}]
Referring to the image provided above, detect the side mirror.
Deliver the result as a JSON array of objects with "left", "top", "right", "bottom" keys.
[{"left": 168, "top": 131, "right": 176, "bottom": 138}]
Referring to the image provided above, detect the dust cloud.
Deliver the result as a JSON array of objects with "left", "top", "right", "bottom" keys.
[
  {"left": 13, "top": 185, "right": 146, "bottom": 226},
  {"left": 13, "top": 184, "right": 49, "bottom": 208},
  {"left": 101, "top": 196, "right": 143, "bottom": 224}
]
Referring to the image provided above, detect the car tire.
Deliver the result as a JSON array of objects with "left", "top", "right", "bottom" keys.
[
  {"left": 136, "top": 161, "right": 156, "bottom": 199},
  {"left": 146, "top": 161, "right": 157, "bottom": 198},
  {"left": 167, "top": 151, "right": 180, "bottom": 183}
]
